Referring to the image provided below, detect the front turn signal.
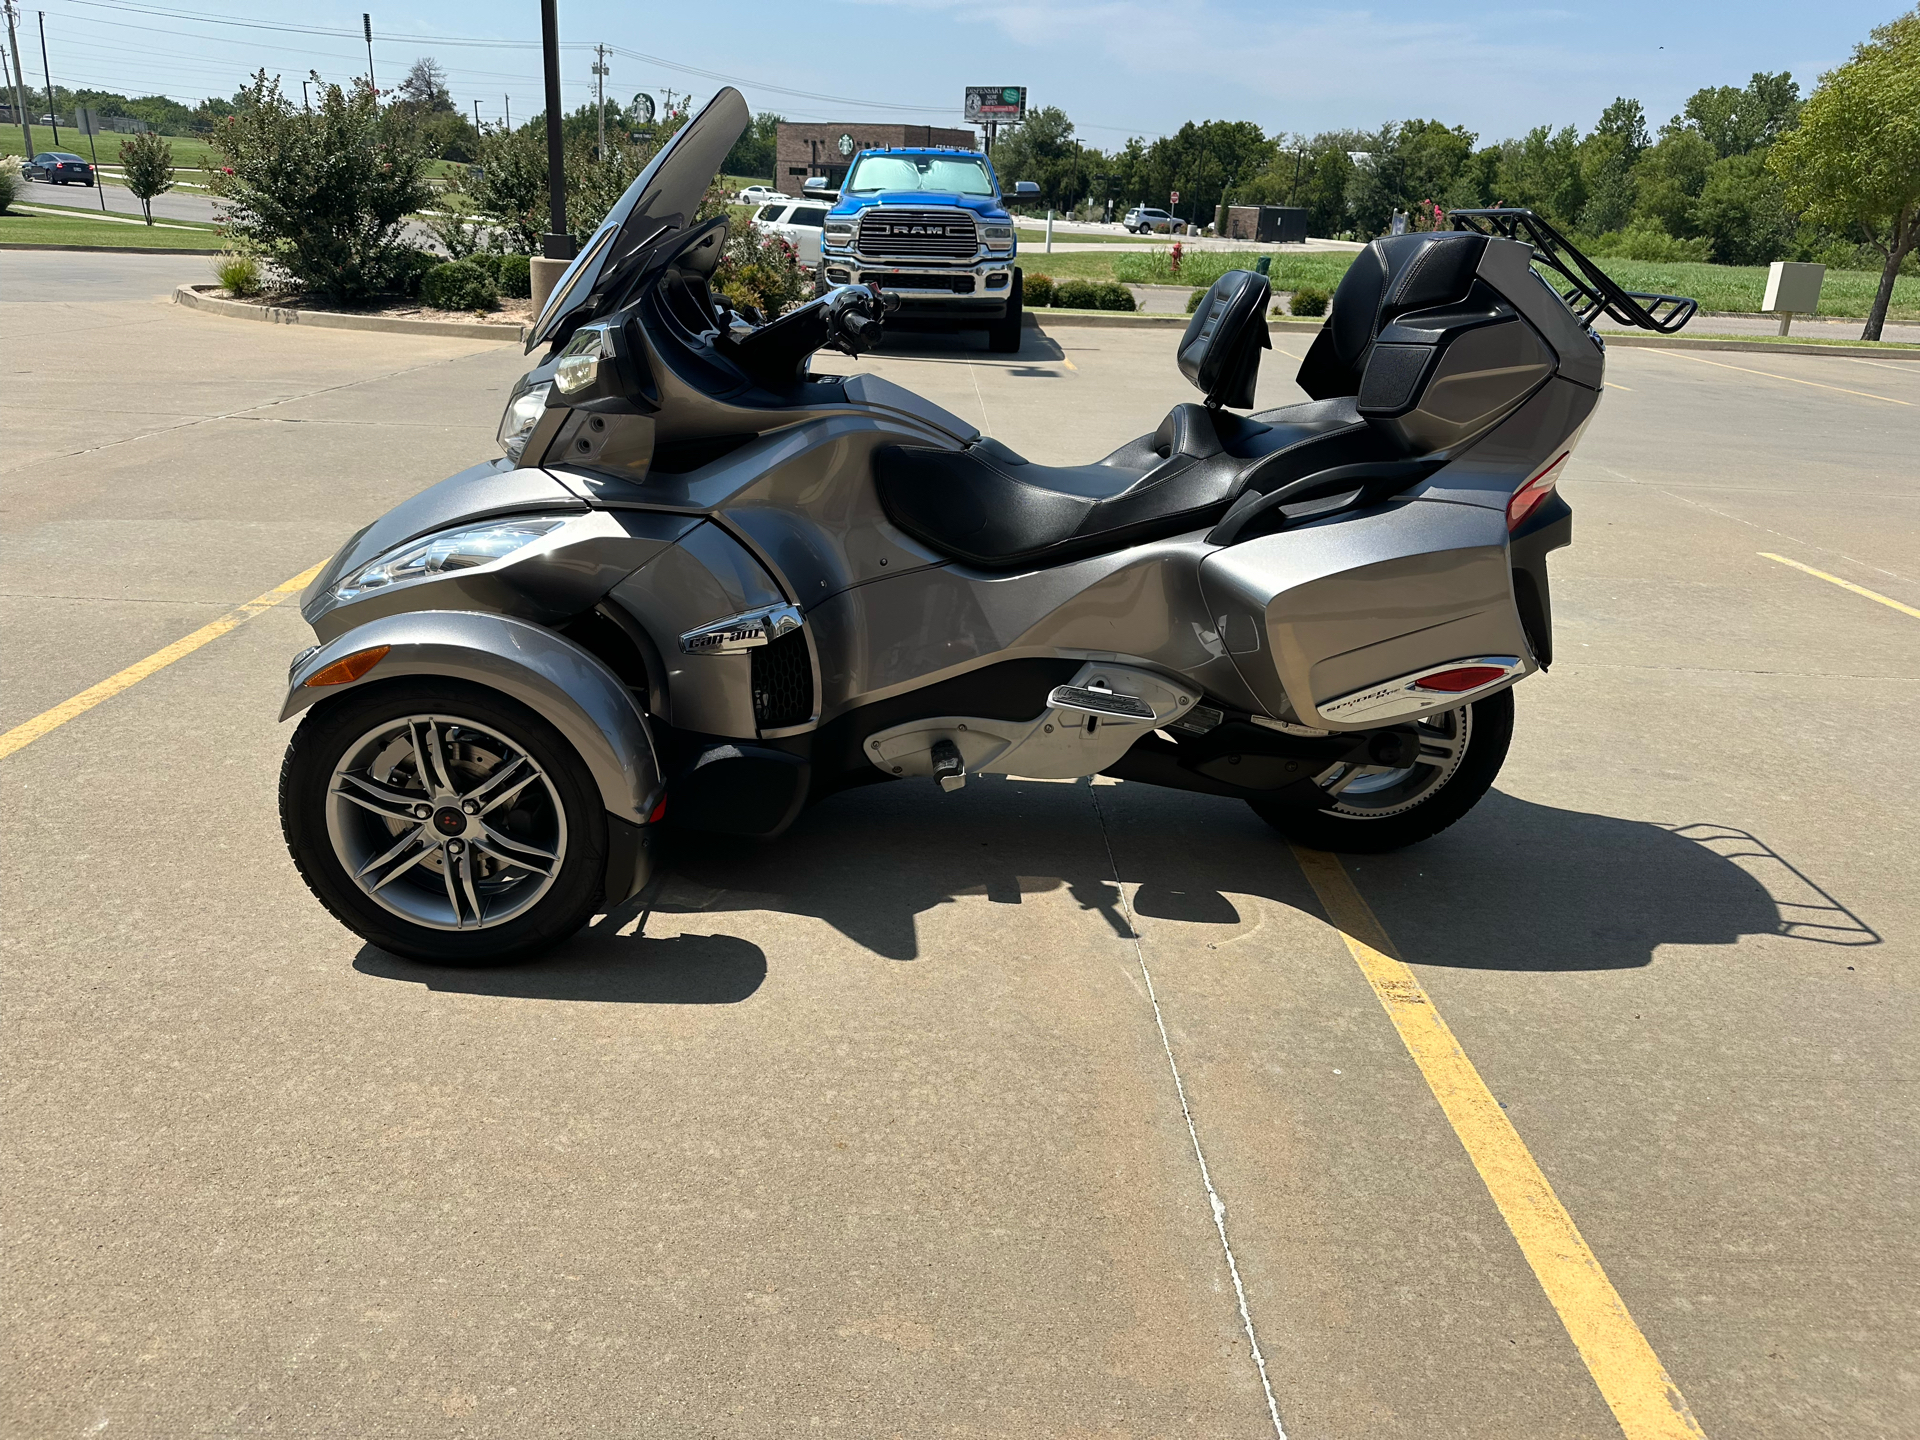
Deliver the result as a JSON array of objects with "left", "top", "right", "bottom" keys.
[{"left": 304, "top": 645, "right": 390, "bottom": 687}]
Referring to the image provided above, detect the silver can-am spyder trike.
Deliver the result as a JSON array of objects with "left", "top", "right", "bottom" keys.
[{"left": 276, "top": 88, "right": 1696, "bottom": 965}]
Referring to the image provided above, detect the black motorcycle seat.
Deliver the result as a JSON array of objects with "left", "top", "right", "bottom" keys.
[{"left": 876, "top": 396, "right": 1401, "bottom": 569}]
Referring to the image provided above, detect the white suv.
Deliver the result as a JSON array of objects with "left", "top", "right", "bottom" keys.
[
  {"left": 1124, "top": 206, "right": 1189, "bottom": 235},
  {"left": 753, "top": 200, "right": 831, "bottom": 266}
]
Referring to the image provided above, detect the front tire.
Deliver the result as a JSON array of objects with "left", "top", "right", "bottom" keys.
[
  {"left": 281, "top": 679, "right": 608, "bottom": 965},
  {"left": 1248, "top": 688, "right": 1514, "bottom": 853},
  {"left": 987, "top": 272, "right": 1024, "bottom": 353}
]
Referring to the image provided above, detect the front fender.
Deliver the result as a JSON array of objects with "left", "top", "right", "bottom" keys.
[{"left": 281, "top": 610, "right": 661, "bottom": 825}]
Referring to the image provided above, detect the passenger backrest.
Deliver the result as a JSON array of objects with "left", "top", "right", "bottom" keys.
[
  {"left": 1297, "top": 232, "right": 1487, "bottom": 402},
  {"left": 1178, "top": 270, "right": 1272, "bottom": 409}
]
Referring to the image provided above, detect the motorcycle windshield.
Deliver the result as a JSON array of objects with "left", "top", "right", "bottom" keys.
[{"left": 527, "top": 85, "right": 749, "bottom": 350}]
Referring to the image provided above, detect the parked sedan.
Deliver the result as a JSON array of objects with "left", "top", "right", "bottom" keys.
[
  {"left": 1123, "top": 206, "right": 1187, "bottom": 235},
  {"left": 753, "top": 199, "right": 830, "bottom": 266},
  {"left": 24, "top": 152, "right": 96, "bottom": 186},
  {"left": 735, "top": 184, "right": 787, "bottom": 205}
]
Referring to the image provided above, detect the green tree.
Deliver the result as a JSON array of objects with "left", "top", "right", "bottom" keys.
[
  {"left": 118, "top": 129, "right": 175, "bottom": 224},
  {"left": 722, "top": 111, "right": 783, "bottom": 181},
  {"left": 988, "top": 107, "right": 1090, "bottom": 212},
  {"left": 210, "top": 71, "right": 433, "bottom": 302},
  {"left": 1494, "top": 125, "right": 1586, "bottom": 226},
  {"left": 1579, "top": 98, "right": 1648, "bottom": 234},
  {"left": 1345, "top": 119, "right": 1475, "bottom": 234},
  {"left": 1681, "top": 71, "right": 1801, "bottom": 158},
  {"left": 460, "top": 123, "right": 549, "bottom": 251},
  {"left": 1768, "top": 8, "right": 1920, "bottom": 340},
  {"left": 1691, "top": 151, "right": 1795, "bottom": 262},
  {"left": 1633, "top": 128, "right": 1716, "bottom": 236}
]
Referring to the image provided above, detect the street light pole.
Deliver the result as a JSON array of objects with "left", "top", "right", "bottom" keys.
[
  {"left": 0, "top": 5, "right": 31, "bottom": 158},
  {"left": 592, "top": 42, "right": 608, "bottom": 155},
  {"left": 301, "top": 78, "right": 310, "bottom": 113},
  {"left": 34, "top": 9, "right": 55, "bottom": 144},
  {"left": 538, "top": 0, "right": 572, "bottom": 261},
  {"left": 361, "top": 13, "right": 375, "bottom": 101}
]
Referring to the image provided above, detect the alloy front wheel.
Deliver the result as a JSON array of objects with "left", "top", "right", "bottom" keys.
[{"left": 282, "top": 680, "right": 608, "bottom": 964}]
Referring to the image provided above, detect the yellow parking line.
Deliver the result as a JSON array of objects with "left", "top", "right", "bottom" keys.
[
  {"left": 0, "top": 562, "right": 326, "bottom": 761},
  {"left": 1759, "top": 552, "right": 1920, "bottom": 619},
  {"left": 1656, "top": 350, "right": 1909, "bottom": 406},
  {"left": 1292, "top": 847, "right": 1707, "bottom": 1440}
]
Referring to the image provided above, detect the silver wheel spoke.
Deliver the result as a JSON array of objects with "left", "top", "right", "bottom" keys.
[
  {"left": 464, "top": 753, "right": 537, "bottom": 813},
  {"left": 364, "top": 830, "right": 434, "bottom": 892},
  {"left": 474, "top": 826, "right": 557, "bottom": 874},
  {"left": 442, "top": 848, "right": 467, "bottom": 928},
  {"left": 454, "top": 846, "right": 485, "bottom": 926},
  {"left": 410, "top": 719, "right": 454, "bottom": 794},
  {"left": 335, "top": 771, "right": 426, "bottom": 820}
]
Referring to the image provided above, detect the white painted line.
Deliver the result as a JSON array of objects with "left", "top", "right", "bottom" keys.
[{"left": 1088, "top": 786, "right": 1288, "bottom": 1439}]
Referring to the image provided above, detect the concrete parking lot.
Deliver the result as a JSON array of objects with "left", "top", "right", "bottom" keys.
[{"left": 3, "top": 250, "right": 1916, "bottom": 1439}]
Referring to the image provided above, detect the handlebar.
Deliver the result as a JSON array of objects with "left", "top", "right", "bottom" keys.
[{"left": 824, "top": 282, "right": 902, "bottom": 357}]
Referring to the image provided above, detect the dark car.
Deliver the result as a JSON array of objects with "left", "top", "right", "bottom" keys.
[{"left": 24, "top": 152, "right": 96, "bottom": 186}]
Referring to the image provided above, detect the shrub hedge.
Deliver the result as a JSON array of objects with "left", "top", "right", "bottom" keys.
[
  {"left": 1022, "top": 272, "right": 1055, "bottom": 307},
  {"left": 1289, "top": 287, "right": 1331, "bottom": 317},
  {"left": 420, "top": 259, "right": 499, "bottom": 311}
]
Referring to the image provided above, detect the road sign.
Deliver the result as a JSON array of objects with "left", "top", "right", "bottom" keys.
[
  {"left": 1169, "top": 190, "right": 1179, "bottom": 204},
  {"left": 964, "top": 86, "right": 1027, "bottom": 122}
]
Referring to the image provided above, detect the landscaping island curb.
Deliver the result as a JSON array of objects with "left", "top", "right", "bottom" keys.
[
  {"left": 173, "top": 284, "right": 528, "bottom": 343},
  {"left": 1030, "top": 307, "right": 1918, "bottom": 358},
  {"left": 4, "top": 242, "right": 221, "bottom": 256}
]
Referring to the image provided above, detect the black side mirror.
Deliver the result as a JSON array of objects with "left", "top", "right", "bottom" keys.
[{"left": 1013, "top": 181, "right": 1040, "bottom": 198}]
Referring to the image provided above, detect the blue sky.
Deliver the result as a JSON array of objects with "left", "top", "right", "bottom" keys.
[{"left": 27, "top": 0, "right": 1906, "bottom": 145}]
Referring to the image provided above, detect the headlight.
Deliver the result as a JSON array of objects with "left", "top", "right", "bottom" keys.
[
  {"left": 824, "top": 221, "right": 854, "bottom": 243},
  {"left": 497, "top": 382, "right": 551, "bottom": 462},
  {"left": 553, "top": 326, "right": 610, "bottom": 396},
  {"left": 332, "top": 518, "right": 572, "bottom": 601},
  {"left": 983, "top": 224, "right": 1013, "bottom": 251}
]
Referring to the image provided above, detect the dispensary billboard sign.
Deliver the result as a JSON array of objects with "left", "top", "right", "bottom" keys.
[{"left": 964, "top": 86, "right": 1027, "bottom": 122}]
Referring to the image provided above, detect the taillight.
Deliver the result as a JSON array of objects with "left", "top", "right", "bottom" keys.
[
  {"left": 1507, "top": 452, "right": 1567, "bottom": 531},
  {"left": 1414, "top": 666, "right": 1510, "bottom": 692}
]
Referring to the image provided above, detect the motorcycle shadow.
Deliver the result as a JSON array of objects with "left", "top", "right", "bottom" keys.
[
  {"left": 640, "top": 780, "right": 1875, "bottom": 974},
  {"left": 350, "top": 780, "right": 1875, "bottom": 998},
  {"left": 352, "top": 929, "right": 767, "bottom": 1003}
]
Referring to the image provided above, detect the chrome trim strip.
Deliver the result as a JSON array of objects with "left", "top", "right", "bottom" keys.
[
  {"left": 680, "top": 603, "right": 804, "bottom": 655},
  {"left": 1316, "top": 655, "right": 1526, "bottom": 724}
]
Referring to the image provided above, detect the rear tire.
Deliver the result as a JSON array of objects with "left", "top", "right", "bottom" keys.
[
  {"left": 1248, "top": 688, "right": 1514, "bottom": 853},
  {"left": 281, "top": 678, "right": 608, "bottom": 965}
]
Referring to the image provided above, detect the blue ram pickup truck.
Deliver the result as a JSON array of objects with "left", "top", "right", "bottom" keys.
[{"left": 812, "top": 147, "right": 1040, "bottom": 353}]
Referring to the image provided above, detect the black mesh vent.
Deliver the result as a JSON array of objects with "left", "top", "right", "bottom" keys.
[{"left": 752, "top": 629, "right": 813, "bottom": 728}]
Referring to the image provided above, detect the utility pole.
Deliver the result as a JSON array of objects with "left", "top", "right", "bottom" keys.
[
  {"left": 361, "top": 13, "right": 375, "bottom": 102},
  {"left": 592, "top": 43, "right": 608, "bottom": 154},
  {"left": 472, "top": 96, "right": 480, "bottom": 132},
  {"left": 538, "top": 0, "right": 571, "bottom": 261},
  {"left": 4, "top": 0, "right": 34, "bottom": 155},
  {"left": 301, "top": 78, "right": 310, "bottom": 112},
  {"left": 503, "top": 94, "right": 509, "bottom": 131},
  {"left": 34, "top": 9, "right": 55, "bottom": 143}
]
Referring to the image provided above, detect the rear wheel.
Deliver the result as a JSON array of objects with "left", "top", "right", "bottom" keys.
[
  {"left": 1248, "top": 688, "right": 1514, "bottom": 853},
  {"left": 281, "top": 679, "right": 608, "bottom": 965}
]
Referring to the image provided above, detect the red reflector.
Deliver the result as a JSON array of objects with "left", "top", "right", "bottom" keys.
[
  {"left": 1414, "top": 665, "right": 1508, "bottom": 692},
  {"left": 647, "top": 794, "right": 667, "bottom": 824},
  {"left": 303, "top": 645, "right": 390, "bottom": 687},
  {"left": 1507, "top": 452, "right": 1568, "bottom": 531}
]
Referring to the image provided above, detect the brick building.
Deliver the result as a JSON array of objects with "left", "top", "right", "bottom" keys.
[{"left": 775, "top": 123, "right": 978, "bottom": 192}]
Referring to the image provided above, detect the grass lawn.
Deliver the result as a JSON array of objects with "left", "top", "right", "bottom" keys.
[
  {"left": 1021, "top": 246, "right": 1917, "bottom": 321},
  {"left": 1015, "top": 227, "right": 1174, "bottom": 247},
  {"left": 5, "top": 122, "right": 223, "bottom": 170},
  {"left": 0, "top": 208, "right": 223, "bottom": 250}
]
